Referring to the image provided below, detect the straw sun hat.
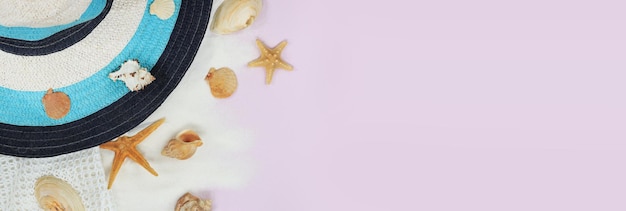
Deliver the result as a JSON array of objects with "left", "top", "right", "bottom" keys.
[{"left": 0, "top": 0, "right": 212, "bottom": 157}]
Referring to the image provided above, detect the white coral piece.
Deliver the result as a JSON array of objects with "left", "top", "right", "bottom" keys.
[{"left": 109, "top": 60, "right": 156, "bottom": 91}]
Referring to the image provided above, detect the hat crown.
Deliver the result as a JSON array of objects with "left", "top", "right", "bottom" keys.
[{"left": 0, "top": 0, "right": 92, "bottom": 27}]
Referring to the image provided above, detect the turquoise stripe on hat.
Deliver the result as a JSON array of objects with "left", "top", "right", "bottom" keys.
[
  {"left": 0, "top": 0, "right": 181, "bottom": 126},
  {"left": 0, "top": 0, "right": 106, "bottom": 41}
]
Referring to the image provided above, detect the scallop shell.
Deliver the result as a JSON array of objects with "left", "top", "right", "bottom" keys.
[
  {"left": 205, "top": 67, "right": 237, "bottom": 98},
  {"left": 150, "top": 0, "right": 176, "bottom": 20},
  {"left": 42, "top": 88, "right": 71, "bottom": 119},
  {"left": 210, "top": 0, "right": 262, "bottom": 34},
  {"left": 162, "top": 129, "right": 203, "bottom": 160},
  {"left": 35, "top": 176, "right": 85, "bottom": 211},
  {"left": 175, "top": 192, "right": 212, "bottom": 211}
]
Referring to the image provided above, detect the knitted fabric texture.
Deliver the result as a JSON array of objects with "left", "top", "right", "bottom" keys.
[{"left": 0, "top": 147, "right": 115, "bottom": 210}]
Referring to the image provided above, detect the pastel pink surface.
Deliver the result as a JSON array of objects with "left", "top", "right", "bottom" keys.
[{"left": 213, "top": 0, "right": 626, "bottom": 210}]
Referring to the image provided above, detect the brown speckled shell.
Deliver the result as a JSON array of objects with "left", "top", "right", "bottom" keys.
[
  {"left": 175, "top": 192, "right": 212, "bottom": 211},
  {"left": 42, "top": 88, "right": 71, "bottom": 119},
  {"left": 205, "top": 67, "right": 237, "bottom": 98}
]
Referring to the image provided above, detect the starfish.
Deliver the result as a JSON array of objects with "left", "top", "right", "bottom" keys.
[
  {"left": 100, "top": 118, "right": 165, "bottom": 189},
  {"left": 248, "top": 39, "right": 293, "bottom": 84}
]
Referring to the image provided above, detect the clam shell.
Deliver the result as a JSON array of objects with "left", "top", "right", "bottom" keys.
[
  {"left": 42, "top": 88, "right": 71, "bottom": 119},
  {"left": 35, "top": 176, "right": 85, "bottom": 211},
  {"left": 175, "top": 192, "right": 212, "bottom": 211},
  {"left": 210, "top": 0, "right": 262, "bottom": 34},
  {"left": 162, "top": 129, "right": 203, "bottom": 160},
  {"left": 205, "top": 67, "right": 237, "bottom": 98},
  {"left": 150, "top": 0, "right": 176, "bottom": 20}
]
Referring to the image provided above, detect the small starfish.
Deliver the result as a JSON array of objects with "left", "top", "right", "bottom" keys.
[
  {"left": 248, "top": 39, "right": 293, "bottom": 84},
  {"left": 100, "top": 118, "right": 165, "bottom": 189}
]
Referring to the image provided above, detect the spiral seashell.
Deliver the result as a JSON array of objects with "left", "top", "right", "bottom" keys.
[
  {"left": 210, "top": 0, "right": 262, "bottom": 34},
  {"left": 35, "top": 176, "right": 85, "bottom": 211},
  {"left": 162, "top": 129, "right": 203, "bottom": 160},
  {"left": 150, "top": 0, "right": 176, "bottom": 20},
  {"left": 175, "top": 192, "right": 212, "bottom": 211},
  {"left": 42, "top": 88, "right": 71, "bottom": 119},
  {"left": 205, "top": 67, "right": 237, "bottom": 98},
  {"left": 109, "top": 60, "right": 156, "bottom": 91}
]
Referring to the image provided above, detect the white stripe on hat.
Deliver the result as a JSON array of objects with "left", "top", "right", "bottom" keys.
[{"left": 0, "top": 0, "right": 92, "bottom": 27}]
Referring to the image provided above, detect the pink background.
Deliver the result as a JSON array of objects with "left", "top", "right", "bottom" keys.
[{"left": 213, "top": 0, "right": 626, "bottom": 210}]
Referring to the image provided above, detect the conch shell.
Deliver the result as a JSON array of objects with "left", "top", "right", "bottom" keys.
[
  {"left": 210, "top": 0, "right": 262, "bottom": 34},
  {"left": 150, "top": 0, "right": 175, "bottom": 20},
  {"left": 175, "top": 192, "right": 212, "bottom": 211},
  {"left": 34, "top": 176, "right": 86, "bottom": 211},
  {"left": 162, "top": 129, "right": 203, "bottom": 160},
  {"left": 109, "top": 60, "right": 156, "bottom": 91},
  {"left": 205, "top": 67, "right": 237, "bottom": 98},
  {"left": 42, "top": 88, "right": 71, "bottom": 119}
]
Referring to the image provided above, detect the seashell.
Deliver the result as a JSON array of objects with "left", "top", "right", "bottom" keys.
[
  {"left": 162, "top": 129, "right": 203, "bottom": 160},
  {"left": 150, "top": 0, "right": 176, "bottom": 20},
  {"left": 175, "top": 192, "right": 212, "bottom": 211},
  {"left": 109, "top": 60, "right": 156, "bottom": 91},
  {"left": 204, "top": 67, "right": 237, "bottom": 98},
  {"left": 210, "top": 0, "right": 262, "bottom": 34},
  {"left": 42, "top": 88, "right": 71, "bottom": 119},
  {"left": 35, "top": 176, "right": 86, "bottom": 211}
]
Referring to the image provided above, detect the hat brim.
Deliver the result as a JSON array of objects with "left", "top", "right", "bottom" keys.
[{"left": 0, "top": 0, "right": 213, "bottom": 158}]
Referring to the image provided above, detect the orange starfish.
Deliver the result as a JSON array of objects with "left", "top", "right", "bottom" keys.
[
  {"left": 248, "top": 39, "right": 293, "bottom": 84},
  {"left": 100, "top": 118, "right": 165, "bottom": 189}
]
